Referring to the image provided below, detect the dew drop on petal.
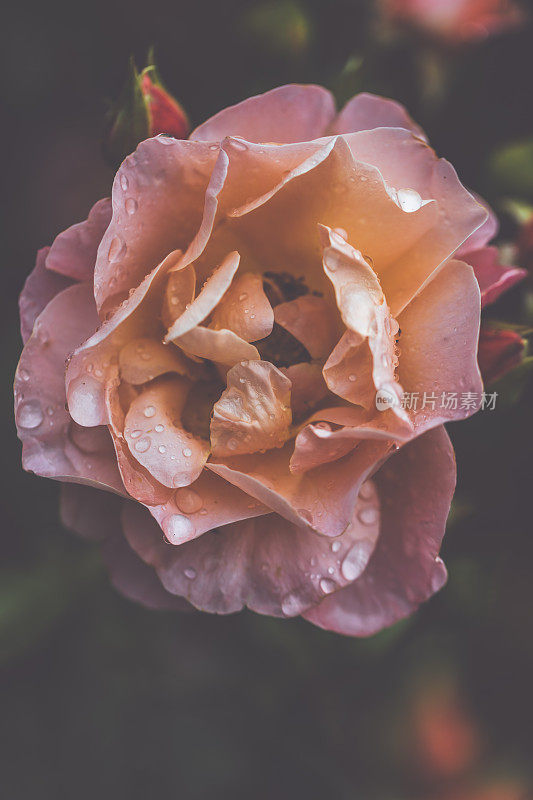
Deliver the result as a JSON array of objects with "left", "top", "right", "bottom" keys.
[
  {"left": 108, "top": 236, "right": 126, "bottom": 263},
  {"left": 134, "top": 436, "right": 151, "bottom": 453},
  {"left": 182, "top": 447, "right": 192, "bottom": 457},
  {"left": 158, "top": 445, "right": 166, "bottom": 454},
  {"left": 120, "top": 174, "right": 129, "bottom": 191},
  {"left": 16, "top": 399, "right": 43, "bottom": 429},
  {"left": 174, "top": 488, "right": 203, "bottom": 514},
  {"left": 144, "top": 405, "right": 156, "bottom": 418},
  {"left": 281, "top": 591, "right": 308, "bottom": 617},
  {"left": 396, "top": 188, "right": 423, "bottom": 213},
  {"left": 164, "top": 513, "right": 195, "bottom": 545},
  {"left": 130, "top": 429, "right": 142, "bottom": 439},
  {"left": 331, "top": 540, "right": 341, "bottom": 553},
  {"left": 358, "top": 506, "right": 378, "bottom": 526},
  {"left": 184, "top": 567, "right": 197, "bottom": 579},
  {"left": 341, "top": 542, "right": 368, "bottom": 581},
  {"left": 319, "top": 578, "right": 336, "bottom": 595},
  {"left": 155, "top": 424, "right": 165, "bottom": 433},
  {"left": 125, "top": 198, "right": 137, "bottom": 215}
]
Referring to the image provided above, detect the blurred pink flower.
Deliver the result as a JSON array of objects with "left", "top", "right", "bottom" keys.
[
  {"left": 381, "top": 0, "right": 524, "bottom": 44},
  {"left": 15, "top": 85, "right": 510, "bottom": 634}
]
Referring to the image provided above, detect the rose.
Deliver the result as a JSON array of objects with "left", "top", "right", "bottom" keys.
[
  {"left": 380, "top": 0, "right": 523, "bottom": 44},
  {"left": 15, "top": 84, "right": 508, "bottom": 635}
]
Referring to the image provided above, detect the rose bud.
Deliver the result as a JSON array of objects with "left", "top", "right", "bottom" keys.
[
  {"left": 478, "top": 326, "right": 526, "bottom": 384},
  {"left": 17, "top": 85, "right": 514, "bottom": 635},
  {"left": 104, "top": 57, "right": 189, "bottom": 169}
]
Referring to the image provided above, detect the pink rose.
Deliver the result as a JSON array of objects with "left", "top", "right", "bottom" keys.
[
  {"left": 15, "top": 85, "right": 504, "bottom": 635},
  {"left": 381, "top": 0, "right": 523, "bottom": 44}
]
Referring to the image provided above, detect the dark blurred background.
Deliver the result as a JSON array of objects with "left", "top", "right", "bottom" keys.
[{"left": 2, "top": 1, "right": 533, "bottom": 798}]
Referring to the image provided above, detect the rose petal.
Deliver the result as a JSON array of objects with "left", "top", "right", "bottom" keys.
[
  {"left": 209, "top": 272, "right": 274, "bottom": 342},
  {"left": 190, "top": 84, "right": 335, "bottom": 144},
  {"left": 15, "top": 283, "right": 124, "bottom": 493},
  {"left": 60, "top": 482, "right": 123, "bottom": 542},
  {"left": 121, "top": 480, "right": 380, "bottom": 616},
  {"left": 329, "top": 92, "right": 427, "bottom": 140},
  {"left": 211, "top": 360, "right": 292, "bottom": 457},
  {"left": 208, "top": 439, "right": 391, "bottom": 537},
  {"left": 398, "top": 259, "right": 482, "bottom": 432},
  {"left": 19, "top": 248, "right": 73, "bottom": 343},
  {"left": 174, "top": 326, "right": 260, "bottom": 366},
  {"left": 46, "top": 198, "right": 112, "bottom": 282},
  {"left": 290, "top": 405, "right": 412, "bottom": 473},
  {"left": 456, "top": 193, "right": 499, "bottom": 255},
  {"left": 94, "top": 138, "right": 219, "bottom": 314},
  {"left": 281, "top": 362, "right": 331, "bottom": 417},
  {"left": 304, "top": 426, "right": 455, "bottom": 636},
  {"left": 478, "top": 326, "right": 525, "bottom": 384},
  {"left": 461, "top": 246, "right": 527, "bottom": 307},
  {"left": 161, "top": 263, "right": 196, "bottom": 329},
  {"left": 323, "top": 332, "right": 375, "bottom": 409},
  {"left": 274, "top": 295, "right": 340, "bottom": 359},
  {"left": 165, "top": 251, "right": 240, "bottom": 340},
  {"left": 118, "top": 337, "right": 196, "bottom": 384},
  {"left": 124, "top": 376, "right": 209, "bottom": 489}
]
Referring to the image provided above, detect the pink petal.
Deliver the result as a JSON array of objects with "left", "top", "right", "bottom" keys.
[
  {"left": 165, "top": 251, "right": 240, "bottom": 340},
  {"left": 323, "top": 332, "right": 376, "bottom": 409},
  {"left": 161, "top": 263, "right": 196, "bottom": 329},
  {"left": 330, "top": 92, "right": 427, "bottom": 140},
  {"left": 209, "top": 272, "right": 274, "bottom": 342},
  {"left": 118, "top": 337, "right": 196, "bottom": 384},
  {"left": 19, "top": 248, "right": 73, "bottom": 343},
  {"left": 304, "top": 426, "right": 455, "bottom": 636},
  {"left": 461, "top": 246, "right": 527, "bottom": 307},
  {"left": 147, "top": 470, "right": 270, "bottom": 545},
  {"left": 281, "top": 362, "right": 331, "bottom": 417},
  {"left": 94, "top": 138, "right": 219, "bottom": 314},
  {"left": 208, "top": 439, "right": 391, "bottom": 537},
  {"left": 211, "top": 360, "right": 292, "bottom": 457},
  {"left": 121, "top": 481, "right": 380, "bottom": 616},
  {"left": 320, "top": 226, "right": 407, "bottom": 420},
  {"left": 341, "top": 128, "right": 488, "bottom": 313},
  {"left": 190, "top": 84, "right": 336, "bottom": 144},
  {"left": 67, "top": 250, "right": 180, "bottom": 428},
  {"left": 456, "top": 193, "right": 499, "bottom": 255},
  {"left": 60, "top": 482, "right": 124, "bottom": 542},
  {"left": 173, "top": 326, "right": 260, "bottom": 366},
  {"left": 274, "top": 295, "right": 341, "bottom": 359},
  {"left": 124, "top": 376, "right": 209, "bottom": 489},
  {"left": 397, "top": 259, "right": 483, "bottom": 432},
  {"left": 46, "top": 198, "right": 112, "bottom": 282},
  {"left": 15, "top": 282, "right": 124, "bottom": 493},
  {"left": 290, "top": 406, "right": 412, "bottom": 473}
]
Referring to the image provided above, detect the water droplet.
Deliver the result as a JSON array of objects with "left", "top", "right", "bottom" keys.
[
  {"left": 184, "top": 567, "right": 197, "bottom": 579},
  {"left": 158, "top": 135, "right": 175, "bottom": 145},
  {"left": 16, "top": 399, "right": 43, "bottom": 429},
  {"left": 239, "top": 292, "right": 248, "bottom": 301},
  {"left": 125, "top": 198, "right": 137, "bottom": 215},
  {"left": 227, "top": 438, "right": 238, "bottom": 451},
  {"left": 134, "top": 436, "right": 151, "bottom": 453},
  {"left": 281, "top": 591, "right": 308, "bottom": 617},
  {"left": 120, "top": 174, "right": 129, "bottom": 191},
  {"left": 348, "top": 374, "right": 357, "bottom": 382},
  {"left": 331, "top": 541, "right": 341, "bottom": 553},
  {"left": 327, "top": 566, "right": 335, "bottom": 575},
  {"left": 341, "top": 543, "right": 367, "bottom": 581},
  {"left": 108, "top": 236, "right": 126, "bottom": 263},
  {"left": 164, "top": 513, "right": 195, "bottom": 545},
  {"left": 130, "top": 429, "right": 142, "bottom": 439},
  {"left": 144, "top": 405, "right": 156, "bottom": 418},
  {"left": 358, "top": 481, "right": 373, "bottom": 501},
  {"left": 358, "top": 506, "right": 378, "bottom": 525},
  {"left": 19, "top": 368, "right": 30, "bottom": 382},
  {"left": 396, "top": 188, "right": 423, "bottom": 213},
  {"left": 67, "top": 375, "right": 104, "bottom": 427},
  {"left": 182, "top": 447, "right": 192, "bottom": 457},
  {"left": 174, "top": 488, "right": 203, "bottom": 514},
  {"left": 319, "top": 578, "right": 336, "bottom": 595},
  {"left": 158, "top": 445, "right": 166, "bottom": 454},
  {"left": 155, "top": 424, "right": 165, "bottom": 433}
]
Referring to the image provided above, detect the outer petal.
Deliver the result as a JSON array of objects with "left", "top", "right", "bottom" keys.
[
  {"left": 45, "top": 198, "right": 112, "bottom": 282},
  {"left": 398, "top": 259, "right": 482, "bottom": 433},
  {"left": 461, "top": 246, "right": 527, "bottom": 307},
  {"left": 209, "top": 272, "right": 274, "bottom": 342},
  {"left": 60, "top": 482, "right": 122, "bottom": 541},
  {"left": 121, "top": 480, "right": 380, "bottom": 616},
  {"left": 208, "top": 439, "right": 391, "bottom": 537},
  {"left": 94, "top": 138, "right": 219, "bottom": 314},
  {"left": 124, "top": 377, "right": 209, "bottom": 488},
  {"left": 190, "top": 84, "right": 336, "bottom": 144},
  {"left": 456, "top": 194, "right": 499, "bottom": 255},
  {"left": 341, "top": 128, "right": 488, "bottom": 313},
  {"left": 19, "top": 248, "right": 72, "bottom": 343},
  {"left": 282, "top": 362, "right": 331, "bottom": 417},
  {"left": 14, "top": 283, "right": 124, "bottom": 493},
  {"left": 274, "top": 295, "right": 340, "bottom": 360},
  {"left": 304, "top": 426, "right": 455, "bottom": 636},
  {"left": 329, "top": 92, "right": 427, "bottom": 140},
  {"left": 211, "top": 360, "right": 292, "bottom": 457}
]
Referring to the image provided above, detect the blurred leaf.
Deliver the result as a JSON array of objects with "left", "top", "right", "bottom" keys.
[
  {"left": 490, "top": 139, "right": 533, "bottom": 199},
  {"left": 489, "top": 354, "right": 533, "bottom": 405},
  {"left": 240, "top": 0, "right": 312, "bottom": 59}
]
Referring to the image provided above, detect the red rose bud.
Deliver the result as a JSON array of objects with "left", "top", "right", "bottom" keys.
[
  {"left": 478, "top": 326, "right": 525, "bottom": 385},
  {"left": 140, "top": 71, "right": 189, "bottom": 139},
  {"left": 104, "top": 57, "right": 189, "bottom": 169}
]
